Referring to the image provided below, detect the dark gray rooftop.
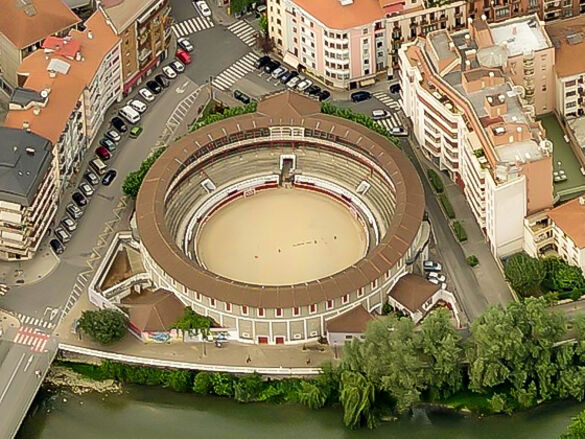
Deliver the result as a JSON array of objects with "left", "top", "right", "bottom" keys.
[
  {"left": 9, "top": 88, "right": 47, "bottom": 108},
  {"left": 0, "top": 127, "right": 53, "bottom": 206}
]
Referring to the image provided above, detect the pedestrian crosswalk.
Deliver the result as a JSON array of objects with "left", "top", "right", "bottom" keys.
[
  {"left": 373, "top": 91, "right": 401, "bottom": 111},
  {"left": 375, "top": 112, "right": 402, "bottom": 132},
  {"left": 167, "top": 91, "right": 198, "bottom": 131},
  {"left": 15, "top": 313, "right": 54, "bottom": 329},
  {"left": 227, "top": 20, "right": 257, "bottom": 47},
  {"left": 212, "top": 52, "right": 259, "bottom": 91},
  {"left": 172, "top": 17, "right": 214, "bottom": 38},
  {"left": 14, "top": 326, "right": 50, "bottom": 353}
]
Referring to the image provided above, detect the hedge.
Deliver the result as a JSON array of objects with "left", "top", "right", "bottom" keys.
[
  {"left": 452, "top": 221, "right": 467, "bottom": 242},
  {"left": 467, "top": 255, "right": 479, "bottom": 267},
  {"left": 439, "top": 194, "right": 455, "bottom": 219},
  {"left": 427, "top": 169, "right": 444, "bottom": 193}
]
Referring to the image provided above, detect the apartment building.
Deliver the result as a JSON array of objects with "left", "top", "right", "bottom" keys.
[
  {"left": 400, "top": 15, "right": 555, "bottom": 257},
  {"left": 524, "top": 196, "right": 585, "bottom": 271},
  {"left": 267, "top": 0, "right": 466, "bottom": 88},
  {"left": 0, "top": 128, "right": 59, "bottom": 261},
  {"left": 5, "top": 9, "right": 121, "bottom": 187},
  {"left": 100, "top": 0, "right": 172, "bottom": 95},
  {"left": 0, "top": 0, "right": 80, "bottom": 95},
  {"left": 468, "top": 0, "right": 585, "bottom": 22}
]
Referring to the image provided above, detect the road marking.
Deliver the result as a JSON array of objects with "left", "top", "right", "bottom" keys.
[
  {"left": 211, "top": 52, "right": 259, "bottom": 91},
  {"left": 227, "top": 21, "right": 257, "bottom": 46},
  {"left": 15, "top": 313, "right": 54, "bottom": 329},
  {"left": 172, "top": 17, "right": 214, "bottom": 38},
  {"left": 0, "top": 353, "right": 26, "bottom": 404},
  {"left": 23, "top": 355, "right": 34, "bottom": 373},
  {"left": 373, "top": 91, "right": 401, "bottom": 111},
  {"left": 13, "top": 326, "right": 50, "bottom": 353}
]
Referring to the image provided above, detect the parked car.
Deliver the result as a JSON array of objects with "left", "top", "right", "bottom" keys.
[
  {"left": 296, "top": 79, "right": 312, "bottom": 91},
  {"left": 264, "top": 60, "right": 280, "bottom": 73},
  {"left": 170, "top": 60, "right": 185, "bottom": 74},
  {"left": 66, "top": 203, "right": 83, "bottom": 220},
  {"left": 104, "top": 129, "right": 120, "bottom": 143},
  {"left": 100, "top": 137, "right": 116, "bottom": 152},
  {"left": 139, "top": 88, "right": 155, "bottom": 102},
  {"left": 195, "top": 0, "right": 211, "bottom": 17},
  {"left": 371, "top": 109, "right": 390, "bottom": 120},
  {"left": 391, "top": 127, "right": 408, "bottom": 137},
  {"left": 256, "top": 55, "right": 271, "bottom": 69},
  {"left": 102, "top": 169, "right": 117, "bottom": 186},
  {"left": 61, "top": 217, "right": 77, "bottom": 233},
  {"left": 95, "top": 146, "right": 111, "bottom": 161},
  {"left": 233, "top": 89, "right": 251, "bottom": 104},
  {"left": 256, "top": 4, "right": 267, "bottom": 16},
  {"left": 427, "top": 272, "right": 446, "bottom": 283},
  {"left": 306, "top": 85, "right": 321, "bottom": 95},
  {"left": 271, "top": 66, "right": 287, "bottom": 79},
  {"left": 79, "top": 182, "right": 94, "bottom": 198},
  {"left": 84, "top": 171, "right": 100, "bottom": 186},
  {"left": 351, "top": 91, "right": 372, "bottom": 103},
  {"left": 176, "top": 49, "right": 192, "bottom": 65},
  {"left": 89, "top": 158, "right": 108, "bottom": 176},
  {"left": 72, "top": 192, "right": 87, "bottom": 207},
  {"left": 280, "top": 70, "right": 298, "bottom": 84},
  {"left": 129, "top": 126, "right": 143, "bottom": 139},
  {"left": 147, "top": 80, "right": 162, "bottom": 94},
  {"left": 177, "top": 37, "right": 193, "bottom": 52},
  {"left": 162, "top": 65, "right": 177, "bottom": 80},
  {"left": 287, "top": 76, "right": 301, "bottom": 89},
  {"left": 111, "top": 116, "right": 128, "bottom": 133},
  {"left": 129, "top": 99, "right": 147, "bottom": 114},
  {"left": 155, "top": 74, "right": 170, "bottom": 89},
  {"left": 423, "top": 260, "right": 442, "bottom": 272},
  {"left": 389, "top": 83, "right": 401, "bottom": 94},
  {"left": 318, "top": 90, "right": 331, "bottom": 101},
  {"left": 54, "top": 227, "right": 71, "bottom": 244},
  {"left": 50, "top": 239, "right": 64, "bottom": 255},
  {"left": 119, "top": 105, "right": 141, "bottom": 124}
]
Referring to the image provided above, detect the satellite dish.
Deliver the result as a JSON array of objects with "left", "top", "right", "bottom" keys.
[{"left": 40, "top": 89, "right": 49, "bottom": 98}]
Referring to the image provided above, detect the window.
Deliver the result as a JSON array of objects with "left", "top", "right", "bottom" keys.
[
  {"left": 210, "top": 298, "right": 216, "bottom": 308},
  {"left": 225, "top": 302, "right": 232, "bottom": 312},
  {"left": 196, "top": 292, "right": 201, "bottom": 301},
  {"left": 326, "top": 299, "right": 334, "bottom": 309},
  {"left": 342, "top": 294, "right": 349, "bottom": 304},
  {"left": 293, "top": 307, "right": 300, "bottom": 316},
  {"left": 542, "top": 85, "right": 547, "bottom": 92},
  {"left": 362, "top": 28, "right": 368, "bottom": 35},
  {"left": 372, "top": 279, "right": 378, "bottom": 289},
  {"left": 242, "top": 305, "right": 248, "bottom": 315},
  {"left": 276, "top": 308, "right": 283, "bottom": 317},
  {"left": 258, "top": 307, "right": 265, "bottom": 317},
  {"left": 357, "top": 287, "right": 365, "bottom": 298},
  {"left": 310, "top": 304, "right": 317, "bottom": 313}
]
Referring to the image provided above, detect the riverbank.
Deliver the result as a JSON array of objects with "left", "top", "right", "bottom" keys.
[{"left": 44, "top": 365, "right": 121, "bottom": 395}]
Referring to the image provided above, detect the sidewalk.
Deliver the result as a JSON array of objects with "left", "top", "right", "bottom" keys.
[{"left": 0, "top": 244, "right": 59, "bottom": 287}]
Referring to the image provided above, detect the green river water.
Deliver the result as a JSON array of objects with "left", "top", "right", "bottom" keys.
[{"left": 15, "top": 386, "right": 584, "bottom": 439}]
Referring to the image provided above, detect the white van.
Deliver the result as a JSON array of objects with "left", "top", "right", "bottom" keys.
[
  {"left": 118, "top": 105, "right": 141, "bottom": 124},
  {"left": 89, "top": 158, "right": 108, "bottom": 175}
]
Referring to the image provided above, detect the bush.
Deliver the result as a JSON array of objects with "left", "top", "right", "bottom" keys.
[
  {"left": 427, "top": 169, "right": 444, "bottom": 193},
  {"left": 122, "top": 147, "right": 166, "bottom": 199},
  {"left": 503, "top": 253, "right": 545, "bottom": 297},
  {"left": 193, "top": 371, "right": 213, "bottom": 394},
  {"left": 439, "top": 194, "right": 455, "bottom": 219},
  {"left": 174, "top": 307, "right": 214, "bottom": 335},
  {"left": 190, "top": 102, "right": 257, "bottom": 132},
  {"left": 210, "top": 372, "right": 235, "bottom": 396},
  {"left": 452, "top": 221, "right": 467, "bottom": 242},
  {"left": 234, "top": 373, "right": 264, "bottom": 403},
  {"left": 467, "top": 255, "right": 479, "bottom": 267},
  {"left": 78, "top": 309, "right": 127, "bottom": 345}
]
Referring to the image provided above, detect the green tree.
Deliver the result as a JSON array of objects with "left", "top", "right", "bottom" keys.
[
  {"left": 297, "top": 381, "right": 327, "bottom": 409},
  {"left": 339, "top": 371, "right": 376, "bottom": 429},
  {"left": 504, "top": 253, "right": 545, "bottom": 297},
  {"left": 258, "top": 14, "right": 268, "bottom": 36},
  {"left": 78, "top": 309, "right": 127, "bottom": 345},
  {"left": 543, "top": 257, "right": 585, "bottom": 293},
  {"left": 562, "top": 410, "right": 585, "bottom": 439},
  {"left": 122, "top": 147, "right": 166, "bottom": 199},
  {"left": 193, "top": 371, "right": 213, "bottom": 394},
  {"left": 210, "top": 372, "right": 235, "bottom": 396},
  {"left": 174, "top": 307, "right": 214, "bottom": 335},
  {"left": 163, "top": 370, "right": 193, "bottom": 392},
  {"left": 234, "top": 373, "right": 264, "bottom": 403}
]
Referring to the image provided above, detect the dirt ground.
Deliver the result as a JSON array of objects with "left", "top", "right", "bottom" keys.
[{"left": 196, "top": 188, "right": 367, "bottom": 286}]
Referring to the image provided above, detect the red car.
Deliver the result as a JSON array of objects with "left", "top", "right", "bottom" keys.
[
  {"left": 176, "top": 49, "right": 191, "bottom": 65},
  {"left": 95, "top": 146, "right": 111, "bottom": 161}
]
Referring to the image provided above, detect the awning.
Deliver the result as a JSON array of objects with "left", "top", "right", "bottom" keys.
[
  {"left": 283, "top": 52, "right": 299, "bottom": 69},
  {"left": 360, "top": 78, "right": 376, "bottom": 87}
]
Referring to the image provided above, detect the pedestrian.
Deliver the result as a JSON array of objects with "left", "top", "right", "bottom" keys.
[{"left": 246, "top": 354, "right": 251, "bottom": 363}]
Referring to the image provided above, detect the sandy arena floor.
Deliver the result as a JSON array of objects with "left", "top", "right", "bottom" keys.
[{"left": 196, "top": 188, "right": 368, "bottom": 286}]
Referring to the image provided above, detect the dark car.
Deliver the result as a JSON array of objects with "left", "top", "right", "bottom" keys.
[
  {"left": 263, "top": 60, "right": 280, "bottom": 74},
  {"left": 95, "top": 146, "right": 111, "bottom": 161},
  {"left": 66, "top": 203, "right": 83, "bottom": 220},
  {"left": 233, "top": 89, "right": 251, "bottom": 104},
  {"left": 389, "top": 83, "right": 401, "bottom": 94},
  {"left": 111, "top": 116, "right": 127, "bottom": 133},
  {"left": 147, "top": 80, "right": 162, "bottom": 94},
  {"left": 155, "top": 74, "right": 170, "bottom": 89},
  {"left": 72, "top": 192, "right": 87, "bottom": 207},
  {"left": 280, "top": 70, "right": 298, "bottom": 84},
  {"left": 102, "top": 169, "right": 117, "bottom": 186},
  {"left": 255, "top": 55, "right": 271, "bottom": 69},
  {"left": 350, "top": 91, "right": 372, "bottom": 103},
  {"left": 84, "top": 171, "right": 100, "bottom": 186},
  {"left": 99, "top": 137, "right": 117, "bottom": 152},
  {"left": 306, "top": 85, "right": 321, "bottom": 95},
  {"left": 50, "top": 239, "right": 64, "bottom": 255},
  {"left": 318, "top": 90, "right": 331, "bottom": 101}
]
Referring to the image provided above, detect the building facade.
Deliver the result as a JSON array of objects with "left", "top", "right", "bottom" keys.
[
  {"left": 468, "top": 0, "right": 585, "bottom": 22},
  {"left": 0, "top": 128, "right": 59, "bottom": 261}
]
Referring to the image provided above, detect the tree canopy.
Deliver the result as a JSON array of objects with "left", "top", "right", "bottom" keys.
[
  {"left": 78, "top": 309, "right": 127, "bottom": 345},
  {"left": 504, "top": 253, "right": 546, "bottom": 297}
]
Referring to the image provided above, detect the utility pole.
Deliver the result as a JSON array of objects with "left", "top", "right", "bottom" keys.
[{"left": 209, "top": 75, "right": 214, "bottom": 101}]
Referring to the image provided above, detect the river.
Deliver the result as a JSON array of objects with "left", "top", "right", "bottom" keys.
[{"left": 17, "top": 386, "right": 582, "bottom": 439}]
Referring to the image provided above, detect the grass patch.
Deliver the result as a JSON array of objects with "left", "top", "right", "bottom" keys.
[
  {"left": 439, "top": 193, "right": 455, "bottom": 219},
  {"left": 427, "top": 169, "right": 444, "bottom": 193},
  {"left": 453, "top": 221, "right": 467, "bottom": 242},
  {"left": 54, "top": 360, "right": 110, "bottom": 381}
]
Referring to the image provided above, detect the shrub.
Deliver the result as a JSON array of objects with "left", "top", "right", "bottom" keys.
[
  {"left": 190, "top": 102, "right": 257, "bottom": 132},
  {"left": 210, "top": 372, "right": 235, "bottom": 396},
  {"left": 122, "top": 147, "right": 166, "bottom": 199},
  {"left": 427, "top": 169, "right": 444, "bottom": 193},
  {"left": 467, "top": 255, "right": 479, "bottom": 267},
  {"left": 439, "top": 194, "right": 455, "bottom": 219},
  {"left": 452, "top": 221, "right": 467, "bottom": 242},
  {"left": 193, "top": 371, "right": 213, "bottom": 394},
  {"left": 174, "top": 307, "right": 214, "bottom": 335},
  {"left": 234, "top": 373, "right": 265, "bottom": 403},
  {"left": 503, "top": 253, "right": 545, "bottom": 297}
]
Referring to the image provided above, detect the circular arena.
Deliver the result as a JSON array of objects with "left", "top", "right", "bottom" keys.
[{"left": 136, "top": 92, "right": 425, "bottom": 345}]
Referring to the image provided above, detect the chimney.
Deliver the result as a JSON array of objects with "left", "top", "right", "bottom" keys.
[
  {"left": 75, "top": 51, "right": 82, "bottom": 61},
  {"left": 88, "top": 31, "right": 93, "bottom": 40},
  {"left": 33, "top": 106, "right": 40, "bottom": 116},
  {"left": 579, "top": 196, "right": 585, "bottom": 205},
  {"left": 449, "top": 41, "right": 455, "bottom": 51},
  {"left": 49, "top": 71, "right": 56, "bottom": 78},
  {"left": 22, "top": 121, "right": 30, "bottom": 130},
  {"left": 25, "top": 147, "right": 35, "bottom": 155}
]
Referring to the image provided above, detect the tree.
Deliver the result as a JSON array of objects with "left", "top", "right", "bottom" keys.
[
  {"left": 339, "top": 371, "right": 376, "bottom": 429},
  {"left": 543, "top": 257, "right": 585, "bottom": 294},
  {"left": 163, "top": 370, "right": 193, "bottom": 392},
  {"left": 230, "top": 0, "right": 254, "bottom": 14},
  {"left": 122, "top": 147, "right": 166, "bottom": 199},
  {"left": 210, "top": 372, "right": 235, "bottom": 396},
  {"left": 78, "top": 309, "right": 127, "bottom": 345},
  {"left": 504, "top": 253, "right": 545, "bottom": 297},
  {"left": 562, "top": 410, "right": 585, "bottom": 439},
  {"left": 174, "top": 307, "right": 214, "bottom": 335},
  {"left": 258, "top": 14, "right": 268, "bottom": 36},
  {"left": 298, "top": 381, "right": 327, "bottom": 409},
  {"left": 234, "top": 373, "right": 264, "bottom": 403},
  {"left": 193, "top": 371, "right": 213, "bottom": 394}
]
